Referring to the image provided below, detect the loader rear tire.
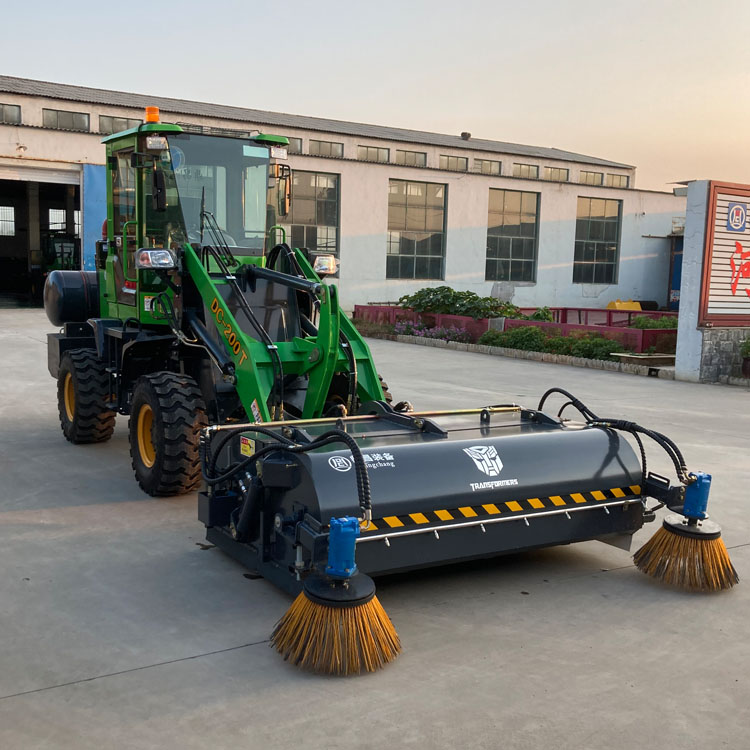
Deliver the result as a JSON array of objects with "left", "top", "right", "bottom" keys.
[
  {"left": 57, "top": 349, "right": 116, "bottom": 444},
  {"left": 129, "top": 372, "right": 207, "bottom": 497}
]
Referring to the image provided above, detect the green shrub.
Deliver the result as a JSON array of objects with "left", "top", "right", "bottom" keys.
[
  {"left": 528, "top": 306, "right": 554, "bottom": 322},
  {"left": 569, "top": 334, "right": 624, "bottom": 360},
  {"left": 477, "top": 329, "right": 506, "bottom": 347},
  {"left": 630, "top": 315, "right": 678, "bottom": 329},
  {"left": 544, "top": 335, "right": 574, "bottom": 355},
  {"left": 398, "top": 286, "right": 524, "bottom": 320},
  {"left": 478, "top": 326, "right": 624, "bottom": 361},
  {"left": 741, "top": 339, "right": 750, "bottom": 358}
]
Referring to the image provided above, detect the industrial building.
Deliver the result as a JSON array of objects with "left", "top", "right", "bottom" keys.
[{"left": 0, "top": 75, "right": 686, "bottom": 310}]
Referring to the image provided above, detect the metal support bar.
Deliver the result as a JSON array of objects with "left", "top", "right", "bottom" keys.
[
  {"left": 207, "top": 405, "right": 523, "bottom": 432},
  {"left": 356, "top": 499, "right": 642, "bottom": 544}
]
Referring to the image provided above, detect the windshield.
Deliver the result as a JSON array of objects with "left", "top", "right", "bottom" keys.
[{"left": 160, "top": 133, "right": 271, "bottom": 253}]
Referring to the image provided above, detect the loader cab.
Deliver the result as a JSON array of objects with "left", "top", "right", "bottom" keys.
[{"left": 100, "top": 110, "right": 290, "bottom": 321}]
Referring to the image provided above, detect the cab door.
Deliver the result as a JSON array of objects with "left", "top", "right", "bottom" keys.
[{"left": 109, "top": 148, "right": 139, "bottom": 306}]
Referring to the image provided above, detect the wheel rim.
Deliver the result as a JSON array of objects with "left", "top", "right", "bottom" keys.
[
  {"left": 63, "top": 373, "right": 75, "bottom": 421},
  {"left": 137, "top": 404, "right": 156, "bottom": 468}
]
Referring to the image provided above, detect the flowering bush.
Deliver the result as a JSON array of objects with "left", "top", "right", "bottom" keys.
[{"left": 394, "top": 321, "right": 473, "bottom": 343}]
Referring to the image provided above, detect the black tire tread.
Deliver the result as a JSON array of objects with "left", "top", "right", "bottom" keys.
[
  {"left": 129, "top": 372, "right": 207, "bottom": 496},
  {"left": 58, "top": 349, "right": 116, "bottom": 444}
]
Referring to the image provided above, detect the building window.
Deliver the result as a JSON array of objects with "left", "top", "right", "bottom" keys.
[
  {"left": 485, "top": 189, "right": 539, "bottom": 282},
  {"left": 287, "top": 137, "right": 302, "bottom": 154},
  {"left": 395, "top": 149, "right": 427, "bottom": 167},
  {"left": 512, "top": 163, "right": 539, "bottom": 179},
  {"left": 439, "top": 155, "right": 468, "bottom": 172},
  {"left": 99, "top": 115, "right": 142, "bottom": 134},
  {"left": 475, "top": 159, "right": 501, "bottom": 176},
  {"left": 579, "top": 170, "right": 604, "bottom": 186},
  {"left": 0, "top": 103, "right": 21, "bottom": 125},
  {"left": 309, "top": 139, "right": 343, "bottom": 158},
  {"left": 606, "top": 173, "right": 629, "bottom": 188},
  {"left": 387, "top": 179, "right": 446, "bottom": 280},
  {"left": 42, "top": 108, "right": 90, "bottom": 132},
  {"left": 574, "top": 197, "right": 621, "bottom": 284},
  {"left": 47, "top": 208, "right": 81, "bottom": 236},
  {"left": 0, "top": 206, "right": 15, "bottom": 236},
  {"left": 281, "top": 171, "right": 339, "bottom": 255},
  {"left": 543, "top": 166, "right": 569, "bottom": 182},
  {"left": 358, "top": 145, "right": 390, "bottom": 163}
]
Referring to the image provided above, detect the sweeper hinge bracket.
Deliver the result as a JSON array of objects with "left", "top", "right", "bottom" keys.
[{"left": 643, "top": 472, "right": 686, "bottom": 513}]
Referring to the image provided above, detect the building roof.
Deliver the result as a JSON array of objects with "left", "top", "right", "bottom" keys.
[{"left": 0, "top": 75, "right": 633, "bottom": 169}]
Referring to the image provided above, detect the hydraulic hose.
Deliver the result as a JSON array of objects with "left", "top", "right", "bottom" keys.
[
  {"left": 201, "top": 427, "right": 372, "bottom": 520},
  {"left": 539, "top": 388, "right": 689, "bottom": 487}
]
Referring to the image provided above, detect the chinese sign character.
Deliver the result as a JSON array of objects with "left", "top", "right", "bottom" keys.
[{"left": 730, "top": 241, "right": 750, "bottom": 298}]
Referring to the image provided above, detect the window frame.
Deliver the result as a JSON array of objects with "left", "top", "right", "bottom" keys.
[
  {"left": 287, "top": 137, "right": 303, "bottom": 154},
  {"left": 308, "top": 139, "right": 344, "bottom": 158},
  {"left": 439, "top": 154, "right": 468, "bottom": 172},
  {"left": 579, "top": 170, "right": 604, "bottom": 186},
  {"left": 357, "top": 145, "right": 390, "bottom": 163},
  {"left": 0, "top": 205, "right": 16, "bottom": 236},
  {"left": 605, "top": 173, "right": 630, "bottom": 188},
  {"left": 42, "top": 108, "right": 90, "bottom": 132},
  {"left": 394, "top": 149, "right": 427, "bottom": 167},
  {"left": 512, "top": 163, "right": 539, "bottom": 179},
  {"left": 386, "top": 178, "right": 447, "bottom": 280},
  {"left": 573, "top": 196, "right": 622, "bottom": 284},
  {"left": 485, "top": 188, "right": 540, "bottom": 283},
  {"left": 281, "top": 170, "right": 340, "bottom": 257},
  {"left": 474, "top": 159, "right": 502, "bottom": 176},
  {"left": 0, "top": 103, "right": 21, "bottom": 125},
  {"left": 99, "top": 115, "right": 142, "bottom": 135},
  {"left": 542, "top": 166, "right": 569, "bottom": 182}
]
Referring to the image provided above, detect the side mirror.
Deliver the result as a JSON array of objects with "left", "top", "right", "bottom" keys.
[
  {"left": 313, "top": 254, "right": 338, "bottom": 276},
  {"left": 271, "top": 163, "right": 292, "bottom": 218},
  {"left": 152, "top": 168, "right": 167, "bottom": 212}
]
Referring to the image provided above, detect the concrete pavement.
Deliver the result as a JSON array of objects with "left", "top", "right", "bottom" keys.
[{"left": 0, "top": 307, "right": 748, "bottom": 749}]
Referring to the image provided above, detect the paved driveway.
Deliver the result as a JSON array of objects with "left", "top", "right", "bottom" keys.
[{"left": 1, "top": 308, "right": 748, "bottom": 749}]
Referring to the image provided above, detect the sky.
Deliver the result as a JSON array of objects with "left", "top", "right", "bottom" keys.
[{"left": 2, "top": 0, "right": 749, "bottom": 191}]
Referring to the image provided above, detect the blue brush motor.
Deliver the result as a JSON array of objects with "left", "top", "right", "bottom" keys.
[
  {"left": 326, "top": 516, "right": 360, "bottom": 579},
  {"left": 683, "top": 472, "right": 712, "bottom": 520}
]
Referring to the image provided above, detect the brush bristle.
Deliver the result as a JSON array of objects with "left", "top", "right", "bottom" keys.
[
  {"left": 633, "top": 525, "right": 739, "bottom": 591},
  {"left": 271, "top": 592, "right": 401, "bottom": 675}
]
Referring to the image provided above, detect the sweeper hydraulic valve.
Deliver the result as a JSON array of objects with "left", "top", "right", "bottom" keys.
[{"left": 42, "top": 111, "right": 737, "bottom": 678}]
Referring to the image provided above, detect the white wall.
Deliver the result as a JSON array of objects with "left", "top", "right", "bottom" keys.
[
  {"left": 0, "top": 91, "right": 685, "bottom": 311},
  {"left": 332, "top": 161, "right": 685, "bottom": 310}
]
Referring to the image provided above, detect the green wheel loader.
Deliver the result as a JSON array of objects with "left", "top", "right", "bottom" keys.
[{"left": 44, "top": 108, "right": 390, "bottom": 495}]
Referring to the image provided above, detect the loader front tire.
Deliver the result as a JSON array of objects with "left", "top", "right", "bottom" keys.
[
  {"left": 129, "top": 372, "right": 207, "bottom": 497},
  {"left": 57, "top": 349, "right": 116, "bottom": 444}
]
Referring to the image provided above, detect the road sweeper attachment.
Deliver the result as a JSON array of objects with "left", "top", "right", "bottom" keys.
[{"left": 199, "top": 387, "right": 738, "bottom": 675}]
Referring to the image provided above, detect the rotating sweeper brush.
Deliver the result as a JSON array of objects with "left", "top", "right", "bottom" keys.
[{"left": 198, "top": 388, "right": 738, "bottom": 676}]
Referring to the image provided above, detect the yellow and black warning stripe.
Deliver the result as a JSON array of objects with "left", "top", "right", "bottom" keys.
[{"left": 361, "top": 485, "right": 641, "bottom": 533}]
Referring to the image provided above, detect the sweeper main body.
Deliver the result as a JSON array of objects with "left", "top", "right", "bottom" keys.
[
  {"left": 43, "top": 110, "right": 737, "bottom": 676},
  {"left": 201, "top": 405, "right": 647, "bottom": 591}
]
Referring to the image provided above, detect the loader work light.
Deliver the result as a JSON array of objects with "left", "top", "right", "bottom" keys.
[
  {"left": 135, "top": 248, "right": 176, "bottom": 269},
  {"left": 313, "top": 254, "right": 338, "bottom": 275}
]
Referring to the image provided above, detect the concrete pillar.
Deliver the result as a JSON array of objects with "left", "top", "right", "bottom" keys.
[
  {"left": 674, "top": 181, "right": 709, "bottom": 381},
  {"left": 65, "top": 184, "right": 75, "bottom": 235},
  {"left": 27, "top": 182, "right": 40, "bottom": 271}
]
